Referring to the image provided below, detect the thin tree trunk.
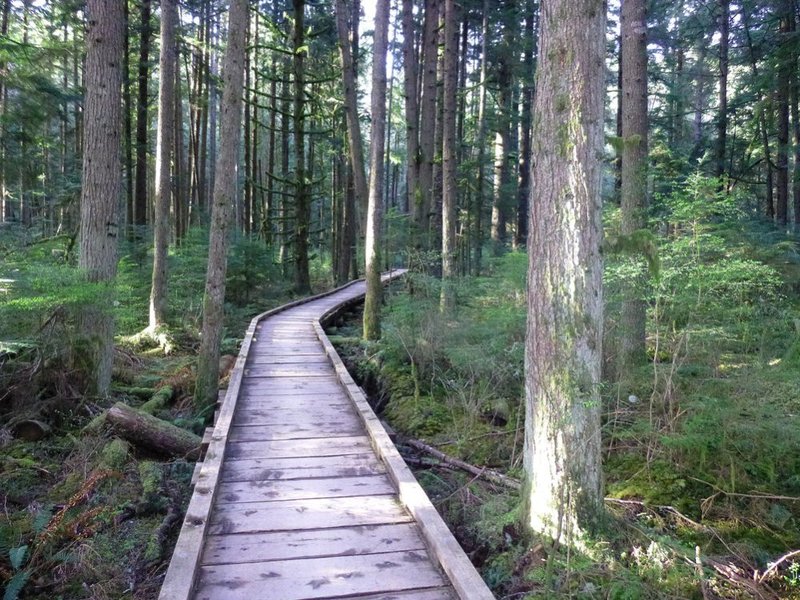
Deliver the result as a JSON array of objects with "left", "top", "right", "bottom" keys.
[
  {"left": 174, "top": 56, "right": 188, "bottom": 242},
  {"left": 194, "top": 0, "right": 248, "bottom": 411},
  {"left": 619, "top": 0, "right": 649, "bottom": 368},
  {"left": 792, "top": 5, "right": 800, "bottom": 231},
  {"left": 516, "top": 3, "right": 535, "bottom": 249},
  {"left": 266, "top": 56, "right": 277, "bottom": 246},
  {"left": 1, "top": 0, "right": 11, "bottom": 223},
  {"left": 473, "top": 0, "right": 489, "bottom": 275},
  {"left": 149, "top": 0, "right": 177, "bottom": 330},
  {"left": 401, "top": 0, "right": 419, "bottom": 216},
  {"left": 279, "top": 61, "right": 291, "bottom": 275},
  {"left": 364, "top": 0, "right": 390, "bottom": 340},
  {"left": 440, "top": 0, "right": 459, "bottom": 312},
  {"left": 134, "top": 0, "right": 152, "bottom": 229},
  {"left": 742, "top": 10, "right": 774, "bottom": 219},
  {"left": 525, "top": 0, "right": 605, "bottom": 545},
  {"left": 335, "top": 0, "right": 369, "bottom": 234},
  {"left": 715, "top": 0, "right": 729, "bottom": 182},
  {"left": 777, "top": 0, "right": 791, "bottom": 227},
  {"left": 293, "top": 0, "right": 311, "bottom": 294},
  {"left": 80, "top": 0, "right": 124, "bottom": 397},
  {"left": 417, "top": 0, "right": 439, "bottom": 243},
  {"left": 123, "top": 2, "right": 134, "bottom": 235}
]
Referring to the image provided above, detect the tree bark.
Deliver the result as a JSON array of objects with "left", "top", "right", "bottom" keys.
[
  {"left": 364, "top": 0, "right": 390, "bottom": 341},
  {"left": 401, "top": 0, "right": 419, "bottom": 216},
  {"left": 134, "top": 0, "right": 152, "bottom": 229},
  {"left": 293, "top": 0, "right": 311, "bottom": 294},
  {"left": 194, "top": 0, "right": 248, "bottom": 411},
  {"left": 149, "top": 0, "right": 177, "bottom": 330},
  {"left": 525, "top": 0, "right": 606, "bottom": 545},
  {"left": 440, "top": 0, "right": 459, "bottom": 312},
  {"left": 619, "top": 0, "right": 649, "bottom": 367},
  {"left": 515, "top": 2, "right": 536, "bottom": 249},
  {"left": 335, "top": 0, "right": 369, "bottom": 232},
  {"left": 473, "top": 0, "right": 489, "bottom": 275},
  {"left": 416, "top": 0, "right": 439, "bottom": 244},
  {"left": 107, "top": 403, "right": 200, "bottom": 460},
  {"left": 80, "top": 0, "right": 124, "bottom": 397},
  {"left": 777, "top": 0, "right": 791, "bottom": 227}
]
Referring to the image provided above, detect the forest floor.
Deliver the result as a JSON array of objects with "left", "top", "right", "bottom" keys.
[{"left": 330, "top": 222, "right": 800, "bottom": 600}]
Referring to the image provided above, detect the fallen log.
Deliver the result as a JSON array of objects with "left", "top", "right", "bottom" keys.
[
  {"left": 401, "top": 437, "right": 522, "bottom": 491},
  {"left": 106, "top": 402, "right": 200, "bottom": 460}
]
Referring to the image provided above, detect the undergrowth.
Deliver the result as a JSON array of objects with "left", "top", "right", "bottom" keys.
[{"left": 334, "top": 174, "right": 800, "bottom": 598}]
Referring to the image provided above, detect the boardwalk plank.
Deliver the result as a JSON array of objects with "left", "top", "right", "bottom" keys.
[
  {"left": 225, "top": 436, "right": 374, "bottom": 460},
  {"left": 201, "top": 523, "right": 427, "bottom": 565},
  {"left": 221, "top": 454, "right": 386, "bottom": 482},
  {"left": 195, "top": 550, "right": 446, "bottom": 600},
  {"left": 347, "top": 589, "right": 457, "bottom": 600},
  {"left": 215, "top": 474, "right": 395, "bottom": 503},
  {"left": 227, "top": 420, "right": 363, "bottom": 442},
  {"left": 207, "top": 495, "right": 411, "bottom": 535},
  {"left": 232, "top": 406, "right": 354, "bottom": 426},
  {"left": 243, "top": 364, "right": 336, "bottom": 377}
]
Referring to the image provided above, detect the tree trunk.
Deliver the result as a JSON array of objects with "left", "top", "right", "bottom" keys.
[
  {"left": 194, "top": 0, "right": 248, "bottom": 411},
  {"left": 473, "top": 0, "right": 489, "bottom": 275},
  {"left": 123, "top": 2, "right": 134, "bottom": 235},
  {"left": 293, "top": 0, "right": 311, "bottom": 294},
  {"left": 364, "top": 0, "right": 390, "bottom": 341},
  {"left": 134, "top": 0, "right": 151, "bottom": 229},
  {"left": 792, "top": 10, "right": 800, "bottom": 231},
  {"left": 149, "top": 0, "right": 177, "bottom": 330},
  {"left": 490, "top": 2, "right": 517, "bottom": 256},
  {"left": 80, "top": 0, "right": 124, "bottom": 397},
  {"left": 715, "top": 0, "right": 729, "bottom": 182},
  {"left": 743, "top": 10, "right": 774, "bottom": 219},
  {"left": 416, "top": 0, "right": 439, "bottom": 244},
  {"left": 401, "top": 0, "right": 419, "bottom": 216},
  {"left": 777, "top": 0, "right": 791, "bottom": 228},
  {"left": 515, "top": 3, "right": 535, "bottom": 249},
  {"left": 0, "top": 0, "right": 10, "bottom": 223},
  {"left": 440, "top": 0, "right": 459, "bottom": 312},
  {"left": 619, "top": 0, "right": 649, "bottom": 367},
  {"left": 107, "top": 403, "right": 201, "bottom": 460},
  {"left": 525, "top": 0, "right": 605, "bottom": 545},
  {"left": 335, "top": 0, "right": 369, "bottom": 233},
  {"left": 174, "top": 55, "right": 188, "bottom": 242}
]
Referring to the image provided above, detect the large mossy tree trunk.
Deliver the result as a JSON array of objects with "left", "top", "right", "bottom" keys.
[
  {"left": 79, "top": 0, "right": 124, "bottom": 397},
  {"left": 524, "top": 0, "right": 606, "bottom": 546},
  {"left": 363, "top": 0, "right": 390, "bottom": 341},
  {"left": 194, "top": 0, "right": 248, "bottom": 412}
]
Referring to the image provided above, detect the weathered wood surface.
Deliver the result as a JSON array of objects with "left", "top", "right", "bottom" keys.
[{"left": 160, "top": 272, "right": 493, "bottom": 600}]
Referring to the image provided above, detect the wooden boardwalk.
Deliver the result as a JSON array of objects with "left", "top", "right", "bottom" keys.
[{"left": 160, "top": 274, "right": 494, "bottom": 600}]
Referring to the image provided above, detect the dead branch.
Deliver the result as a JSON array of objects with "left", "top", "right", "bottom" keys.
[{"left": 401, "top": 437, "right": 522, "bottom": 491}]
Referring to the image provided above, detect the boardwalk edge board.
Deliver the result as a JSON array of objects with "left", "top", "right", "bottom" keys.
[{"left": 159, "top": 278, "right": 370, "bottom": 600}]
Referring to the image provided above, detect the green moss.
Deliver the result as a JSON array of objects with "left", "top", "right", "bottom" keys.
[{"left": 99, "top": 438, "right": 130, "bottom": 470}]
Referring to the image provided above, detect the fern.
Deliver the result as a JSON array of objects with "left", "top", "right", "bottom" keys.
[{"left": 3, "top": 570, "right": 30, "bottom": 600}]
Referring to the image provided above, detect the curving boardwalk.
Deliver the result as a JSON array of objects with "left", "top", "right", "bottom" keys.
[{"left": 160, "top": 273, "right": 494, "bottom": 600}]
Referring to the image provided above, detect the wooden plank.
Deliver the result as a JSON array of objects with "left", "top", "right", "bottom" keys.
[
  {"left": 225, "top": 435, "right": 374, "bottom": 460},
  {"left": 195, "top": 550, "right": 446, "bottom": 600},
  {"left": 347, "top": 589, "right": 457, "bottom": 600},
  {"left": 243, "top": 364, "right": 336, "bottom": 378},
  {"left": 233, "top": 404, "right": 354, "bottom": 421},
  {"left": 246, "top": 354, "right": 331, "bottom": 364},
  {"left": 227, "top": 420, "right": 363, "bottom": 442},
  {"left": 201, "top": 523, "right": 427, "bottom": 565},
  {"left": 215, "top": 474, "right": 395, "bottom": 503},
  {"left": 221, "top": 454, "right": 386, "bottom": 483},
  {"left": 207, "top": 495, "right": 411, "bottom": 535},
  {"left": 237, "top": 391, "right": 350, "bottom": 403}
]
